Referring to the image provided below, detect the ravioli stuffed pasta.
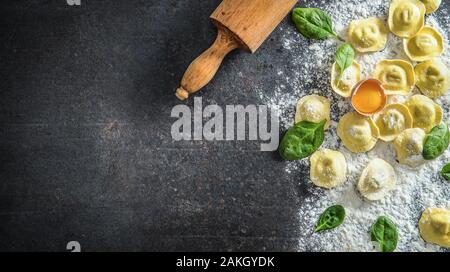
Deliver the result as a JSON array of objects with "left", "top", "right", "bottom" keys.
[
  {"left": 420, "top": 0, "right": 442, "bottom": 14},
  {"left": 373, "top": 103, "right": 413, "bottom": 141},
  {"left": 415, "top": 59, "right": 450, "bottom": 98},
  {"left": 405, "top": 94, "right": 443, "bottom": 133},
  {"left": 331, "top": 60, "right": 361, "bottom": 97},
  {"left": 310, "top": 149, "right": 347, "bottom": 189},
  {"left": 404, "top": 26, "right": 444, "bottom": 62},
  {"left": 388, "top": 0, "right": 425, "bottom": 38},
  {"left": 295, "top": 95, "right": 331, "bottom": 129},
  {"left": 348, "top": 17, "right": 389, "bottom": 53},
  {"left": 419, "top": 207, "right": 450, "bottom": 247},
  {"left": 373, "top": 59, "right": 415, "bottom": 95},
  {"left": 357, "top": 158, "right": 396, "bottom": 201},
  {"left": 393, "top": 128, "right": 426, "bottom": 167},
  {"left": 337, "top": 112, "right": 380, "bottom": 153}
]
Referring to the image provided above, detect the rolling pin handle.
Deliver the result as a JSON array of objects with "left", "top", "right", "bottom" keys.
[
  {"left": 175, "top": 87, "right": 189, "bottom": 100},
  {"left": 175, "top": 27, "right": 240, "bottom": 100}
]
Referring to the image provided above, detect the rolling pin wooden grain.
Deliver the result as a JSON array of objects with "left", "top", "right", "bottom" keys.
[{"left": 175, "top": 0, "right": 298, "bottom": 100}]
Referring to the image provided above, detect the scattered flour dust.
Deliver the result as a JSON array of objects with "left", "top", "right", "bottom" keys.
[{"left": 256, "top": 0, "right": 450, "bottom": 251}]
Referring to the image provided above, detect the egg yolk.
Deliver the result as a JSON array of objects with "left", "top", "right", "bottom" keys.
[{"left": 352, "top": 81, "right": 385, "bottom": 114}]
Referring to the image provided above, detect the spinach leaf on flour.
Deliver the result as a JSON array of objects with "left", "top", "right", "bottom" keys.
[
  {"left": 292, "top": 8, "right": 340, "bottom": 40},
  {"left": 278, "top": 120, "right": 326, "bottom": 161},
  {"left": 423, "top": 123, "right": 450, "bottom": 160},
  {"left": 315, "top": 205, "right": 346, "bottom": 232},
  {"left": 370, "top": 216, "right": 398, "bottom": 252}
]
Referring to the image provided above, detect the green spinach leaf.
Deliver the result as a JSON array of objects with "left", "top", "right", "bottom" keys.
[
  {"left": 315, "top": 205, "right": 346, "bottom": 232},
  {"left": 291, "top": 8, "right": 339, "bottom": 40},
  {"left": 335, "top": 43, "right": 355, "bottom": 80},
  {"left": 440, "top": 163, "right": 450, "bottom": 180},
  {"left": 278, "top": 120, "right": 326, "bottom": 160},
  {"left": 423, "top": 123, "right": 450, "bottom": 160},
  {"left": 370, "top": 216, "right": 398, "bottom": 252}
]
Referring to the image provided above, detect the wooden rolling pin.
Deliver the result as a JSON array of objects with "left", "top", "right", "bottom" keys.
[{"left": 175, "top": 0, "right": 298, "bottom": 100}]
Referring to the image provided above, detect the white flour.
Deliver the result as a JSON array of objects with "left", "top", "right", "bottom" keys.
[{"left": 257, "top": 0, "right": 450, "bottom": 251}]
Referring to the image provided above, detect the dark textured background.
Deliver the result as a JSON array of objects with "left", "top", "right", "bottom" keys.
[
  {"left": 0, "top": 0, "right": 308, "bottom": 251},
  {"left": 6, "top": 0, "right": 449, "bottom": 253}
]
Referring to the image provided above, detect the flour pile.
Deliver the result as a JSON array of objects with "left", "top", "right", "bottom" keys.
[{"left": 257, "top": 0, "right": 450, "bottom": 251}]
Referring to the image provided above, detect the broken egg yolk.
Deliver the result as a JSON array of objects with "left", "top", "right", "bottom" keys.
[{"left": 352, "top": 80, "right": 386, "bottom": 115}]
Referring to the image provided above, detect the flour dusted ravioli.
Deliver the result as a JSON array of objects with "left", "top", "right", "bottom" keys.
[
  {"left": 357, "top": 158, "right": 396, "bottom": 201},
  {"left": 405, "top": 95, "right": 443, "bottom": 132},
  {"left": 393, "top": 128, "right": 426, "bottom": 167},
  {"left": 310, "top": 149, "right": 347, "bottom": 189},
  {"left": 389, "top": 0, "right": 425, "bottom": 38},
  {"left": 374, "top": 103, "right": 413, "bottom": 141},
  {"left": 419, "top": 207, "right": 450, "bottom": 247},
  {"left": 348, "top": 17, "right": 388, "bottom": 52},
  {"left": 420, "top": 0, "right": 442, "bottom": 14},
  {"left": 295, "top": 95, "right": 331, "bottom": 129},
  {"left": 374, "top": 59, "right": 415, "bottom": 95},
  {"left": 404, "top": 26, "right": 444, "bottom": 61},
  {"left": 415, "top": 59, "right": 450, "bottom": 98},
  {"left": 337, "top": 112, "right": 380, "bottom": 153},
  {"left": 331, "top": 61, "right": 361, "bottom": 98}
]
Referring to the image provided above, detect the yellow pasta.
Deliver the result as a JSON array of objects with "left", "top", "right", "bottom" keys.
[
  {"left": 337, "top": 112, "right": 380, "bottom": 153},
  {"left": 310, "top": 149, "right": 347, "bottom": 189},
  {"left": 420, "top": 0, "right": 442, "bottom": 14},
  {"left": 389, "top": 0, "right": 425, "bottom": 38},
  {"left": 419, "top": 207, "right": 450, "bottom": 248},
  {"left": 373, "top": 59, "right": 415, "bottom": 95},
  {"left": 415, "top": 59, "right": 450, "bottom": 98},
  {"left": 295, "top": 95, "right": 331, "bottom": 129},
  {"left": 348, "top": 17, "right": 389, "bottom": 53},
  {"left": 373, "top": 103, "right": 413, "bottom": 141},
  {"left": 357, "top": 158, "right": 396, "bottom": 201},
  {"left": 404, "top": 26, "right": 444, "bottom": 62},
  {"left": 331, "top": 60, "right": 362, "bottom": 98},
  {"left": 405, "top": 95, "right": 443, "bottom": 132},
  {"left": 393, "top": 128, "right": 426, "bottom": 167}
]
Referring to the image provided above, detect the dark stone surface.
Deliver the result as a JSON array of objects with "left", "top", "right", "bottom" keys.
[
  {"left": 2, "top": 0, "right": 448, "bottom": 252},
  {"left": 0, "top": 0, "right": 305, "bottom": 251}
]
